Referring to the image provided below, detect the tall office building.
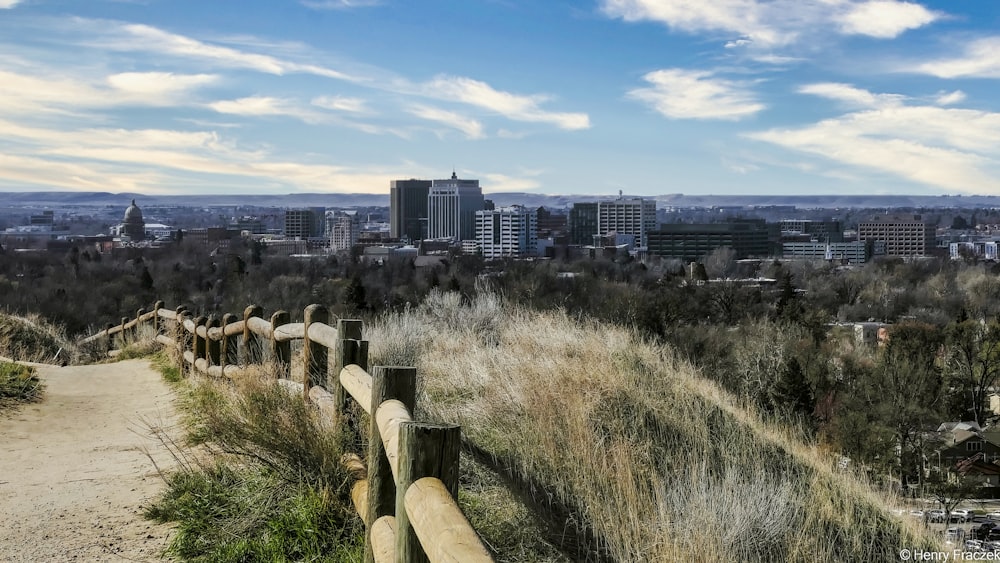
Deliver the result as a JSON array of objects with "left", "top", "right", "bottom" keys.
[
  {"left": 284, "top": 208, "right": 325, "bottom": 239},
  {"left": 597, "top": 196, "right": 656, "bottom": 248},
  {"left": 328, "top": 211, "right": 360, "bottom": 251},
  {"left": 390, "top": 179, "right": 432, "bottom": 242},
  {"left": 647, "top": 220, "right": 774, "bottom": 261},
  {"left": 427, "top": 172, "right": 485, "bottom": 241},
  {"left": 475, "top": 205, "right": 538, "bottom": 259},
  {"left": 569, "top": 202, "right": 599, "bottom": 245},
  {"left": 858, "top": 214, "right": 934, "bottom": 257}
]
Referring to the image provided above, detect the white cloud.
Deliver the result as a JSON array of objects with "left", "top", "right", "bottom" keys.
[
  {"left": 600, "top": 0, "right": 939, "bottom": 47},
  {"left": 935, "top": 90, "right": 966, "bottom": 106},
  {"left": 798, "top": 82, "right": 905, "bottom": 109},
  {"left": 424, "top": 75, "right": 590, "bottom": 130},
  {"left": 628, "top": 68, "right": 765, "bottom": 120},
  {"left": 911, "top": 37, "right": 1000, "bottom": 78},
  {"left": 407, "top": 105, "right": 485, "bottom": 139},
  {"left": 748, "top": 99, "right": 1000, "bottom": 194},
  {"left": 106, "top": 72, "right": 217, "bottom": 102},
  {"left": 311, "top": 95, "right": 369, "bottom": 113},
  {"left": 0, "top": 0, "right": 22, "bottom": 8},
  {"left": 836, "top": 1, "right": 937, "bottom": 38},
  {"left": 208, "top": 96, "right": 325, "bottom": 123},
  {"left": 478, "top": 172, "right": 542, "bottom": 192}
]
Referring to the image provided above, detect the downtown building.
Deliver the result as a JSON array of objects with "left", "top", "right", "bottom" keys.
[
  {"left": 426, "top": 172, "right": 485, "bottom": 242},
  {"left": 474, "top": 205, "right": 538, "bottom": 259},
  {"left": 597, "top": 196, "right": 656, "bottom": 248},
  {"left": 389, "top": 179, "right": 432, "bottom": 242},
  {"left": 857, "top": 214, "right": 935, "bottom": 257},
  {"left": 647, "top": 220, "right": 775, "bottom": 262},
  {"left": 328, "top": 211, "right": 360, "bottom": 251},
  {"left": 284, "top": 208, "right": 326, "bottom": 239}
]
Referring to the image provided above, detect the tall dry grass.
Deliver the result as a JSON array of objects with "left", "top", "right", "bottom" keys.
[
  {"left": 0, "top": 311, "right": 77, "bottom": 364},
  {"left": 366, "top": 288, "right": 938, "bottom": 562}
]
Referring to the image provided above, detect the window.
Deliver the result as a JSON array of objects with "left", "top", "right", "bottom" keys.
[{"left": 968, "top": 441, "right": 984, "bottom": 452}]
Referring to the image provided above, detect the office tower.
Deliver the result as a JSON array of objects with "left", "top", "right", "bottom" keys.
[
  {"left": 858, "top": 214, "right": 934, "bottom": 257},
  {"left": 390, "top": 179, "right": 432, "bottom": 242},
  {"left": 597, "top": 196, "right": 656, "bottom": 248},
  {"left": 329, "top": 211, "right": 360, "bottom": 251},
  {"left": 569, "top": 202, "right": 599, "bottom": 245},
  {"left": 427, "top": 172, "right": 485, "bottom": 241},
  {"left": 475, "top": 205, "right": 538, "bottom": 259},
  {"left": 284, "top": 208, "right": 325, "bottom": 239}
]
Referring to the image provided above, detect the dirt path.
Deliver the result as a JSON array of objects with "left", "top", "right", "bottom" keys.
[{"left": 0, "top": 359, "right": 179, "bottom": 562}]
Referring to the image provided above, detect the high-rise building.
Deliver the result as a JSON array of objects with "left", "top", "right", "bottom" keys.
[
  {"left": 284, "top": 208, "right": 325, "bottom": 239},
  {"left": 597, "top": 196, "right": 656, "bottom": 248},
  {"left": 779, "top": 220, "right": 844, "bottom": 242},
  {"left": 475, "top": 205, "right": 538, "bottom": 259},
  {"left": 390, "top": 179, "right": 432, "bottom": 242},
  {"left": 569, "top": 202, "right": 599, "bottom": 245},
  {"left": 329, "top": 211, "right": 360, "bottom": 251},
  {"left": 427, "top": 172, "right": 484, "bottom": 241},
  {"left": 858, "top": 214, "right": 934, "bottom": 257}
]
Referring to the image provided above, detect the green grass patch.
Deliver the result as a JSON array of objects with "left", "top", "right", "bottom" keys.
[
  {"left": 150, "top": 350, "right": 183, "bottom": 384},
  {"left": 0, "top": 361, "right": 43, "bottom": 408},
  {"left": 148, "top": 368, "right": 364, "bottom": 561},
  {"left": 146, "top": 462, "right": 363, "bottom": 562}
]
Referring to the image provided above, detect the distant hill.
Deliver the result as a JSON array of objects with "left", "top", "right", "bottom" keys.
[{"left": 3, "top": 191, "right": 1000, "bottom": 210}]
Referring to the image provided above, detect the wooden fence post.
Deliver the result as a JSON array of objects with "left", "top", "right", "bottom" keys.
[
  {"left": 334, "top": 319, "right": 365, "bottom": 416},
  {"left": 271, "top": 310, "right": 291, "bottom": 379},
  {"left": 243, "top": 305, "right": 263, "bottom": 366},
  {"left": 119, "top": 316, "right": 128, "bottom": 347},
  {"left": 105, "top": 323, "right": 114, "bottom": 355},
  {"left": 193, "top": 316, "right": 207, "bottom": 366},
  {"left": 206, "top": 315, "right": 221, "bottom": 366},
  {"left": 303, "top": 304, "right": 329, "bottom": 401},
  {"left": 174, "top": 306, "right": 188, "bottom": 367},
  {"left": 396, "top": 423, "right": 462, "bottom": 563},
  {"left": 134, "top": 307, "right": 145, "bottom": 341},
  {"left": 152, "top": 300, "right": 164, "bottom": 337},
  {"left": 221, "top": 312, "right": 238, "bottom": 371},
  {"left": 365, "top": 366, "right": 416, "bottom": 563}
]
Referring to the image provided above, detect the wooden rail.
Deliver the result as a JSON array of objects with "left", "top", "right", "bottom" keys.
[{"left": 81, "top": 300, "right": 493, "bottom": 563}]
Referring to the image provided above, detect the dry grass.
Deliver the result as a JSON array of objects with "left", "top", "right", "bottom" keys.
[
  {"left": 0, "top": 312, "right": 77, "bottom": 364},
  {"left": 367, "top": 288, "right": 940, "bottom": 562}
]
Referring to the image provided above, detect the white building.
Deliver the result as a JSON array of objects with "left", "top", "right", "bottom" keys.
[
  {"left": 427, "top": 172, "right": 484, "bottom": 241},
  {"left": 475, "top": 205, "right": 538, "bottom": 259},
  {"left": 328, "top": 211, "right": 360, "bottom": 251},
  {"left": 950, "top": 241, "right": 1000, "bottom": 261},
  {"left": 597, "top": 195, "right": 656, "bottom": 248}
]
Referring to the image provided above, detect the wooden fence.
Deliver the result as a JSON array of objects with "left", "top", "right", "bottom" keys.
[{"left": 81, "top": 300, "right": 493, "bottom": 563}]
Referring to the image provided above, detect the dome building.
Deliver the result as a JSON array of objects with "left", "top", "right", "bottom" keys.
[{"left": 122, "top": 199, "right": 146, "bottom": 241}]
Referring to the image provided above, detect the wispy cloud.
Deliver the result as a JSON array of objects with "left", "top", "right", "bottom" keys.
[
  {"left": 797, "top": 82, "right": 905, "bottom": 109},
  {"left": 748, "top": 86, "right": 1000, "bottom": 193},
  {"left": 910, "top": 37, "right": 1000, "bottom": 78},
  {"left": 311, "top": 95, "right": 370, "bottom": 114},
  {"left": 935, "top": 90, "right": 966, "bottom": 106},
  {"left": 424, "top": 75, "right": 590, "bottom": 130},
  {"left": 0, "top": 0, "right": 22, "bottom": 8},
  {"left": 601, "top": 0, "right": 939, "bottom": 47},
  {"left": 628, "top": 68, "right": 765, "bottom": 120},
  {"left": 208, "top": 96, "right": 327, "bottom": 124},
  {"left": 407, "top": 105, "right": 485, "bottom": 139}
]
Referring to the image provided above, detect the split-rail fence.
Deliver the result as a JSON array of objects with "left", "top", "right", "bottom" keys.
[{"left": 81, "top": 300, "right": 494, "bottom": 563}]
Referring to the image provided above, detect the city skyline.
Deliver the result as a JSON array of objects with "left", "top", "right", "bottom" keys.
[{"left": 1, "top": 1, "right": 998, "bottom": 197}]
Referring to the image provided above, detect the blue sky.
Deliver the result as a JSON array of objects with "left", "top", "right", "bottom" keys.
[{"left": 1, "top": 0, "right": 998, "bottom": 197}]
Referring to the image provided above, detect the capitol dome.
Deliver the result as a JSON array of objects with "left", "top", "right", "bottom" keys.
[{"left": 122, "top": 199, "right": 146, "bottom": 241}]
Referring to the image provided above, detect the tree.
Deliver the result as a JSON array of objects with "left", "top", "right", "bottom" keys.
[{"left": 944, "top": 320, "right": 1000, "bottom": 427}]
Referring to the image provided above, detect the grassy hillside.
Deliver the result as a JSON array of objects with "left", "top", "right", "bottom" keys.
[
  {"left": 0, "top": 312, "right": 76, "bottom": 364},
  {"left": 367, "top": 289, "right": 939, "bottom": 562}
]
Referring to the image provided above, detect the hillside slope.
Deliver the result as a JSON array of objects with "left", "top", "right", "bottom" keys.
[{"left": 367, "top": 290, "right": 938, "bottom": 562}]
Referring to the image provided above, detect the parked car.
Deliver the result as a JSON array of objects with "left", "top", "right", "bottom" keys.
[
  {"left": 929, "top": 509, "right": 947, "bottom": 523},
  {"left": 966, "top": 539, "right": 985, "bottom": 552},
  {"left": 952, "top": 509, "right": 972, "bottom": 523},
  {"left": 945, "top": 528, "right": 964, "bottom": 543},
  {"left": 973, "top": 523, "right": 998, "bottom": 541},
  {"left": 909, "top": 510, "right": 925, "bottom": 519}
]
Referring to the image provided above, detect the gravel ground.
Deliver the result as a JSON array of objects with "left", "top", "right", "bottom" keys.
[{"left": 0, "top": 360, "right": 179, "bottom": 562}]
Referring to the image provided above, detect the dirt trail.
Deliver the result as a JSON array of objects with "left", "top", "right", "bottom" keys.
[{"left": 0, "top": 359, "right": 178, "bottom": 562}]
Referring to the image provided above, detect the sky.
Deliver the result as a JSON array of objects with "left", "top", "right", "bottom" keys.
[{"left": 1, "top": 0, "right": 999, "bottom": 197}]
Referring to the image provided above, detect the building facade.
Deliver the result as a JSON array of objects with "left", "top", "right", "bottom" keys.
[
  {"left": 475, "top": 205, "right": 538, "bottom": 259},
  {"left": 647, "top": 221, "right": 773, "bottom": 262},
  {"left": 779, "top": 220, "right": 843, "bottom": 242},
  {"left": 782, "top": 240, "right": 873, "bottom": 264},
  {"left": 284, "top": 208, "right": 325, "bottom": 239},
  {"left": 389, "top": 179, "right": 432, "bottom": 242},
  {"left": 858, "top": 215, "right": 934, "bottom": 257},
  {"left": 597, "top": 197, "right": 656, "bottom": 248},
  {"left": 568, "top": 202, "right": 599, "bottom": 245},
  {"left": 329, "top": 211, "right": 360, "bottom": 251},
  {"left": 427, "top": 172, "right": 484, "bottom": 241}
]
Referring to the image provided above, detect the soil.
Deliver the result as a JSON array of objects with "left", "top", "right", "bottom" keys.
[{"left": 0, "top": 359, "right": 178, "bottom": 562}]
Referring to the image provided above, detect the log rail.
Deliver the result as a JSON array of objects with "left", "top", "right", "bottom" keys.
[{"left": 80, "top": 300, "right": 492, "bottom": 563}]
